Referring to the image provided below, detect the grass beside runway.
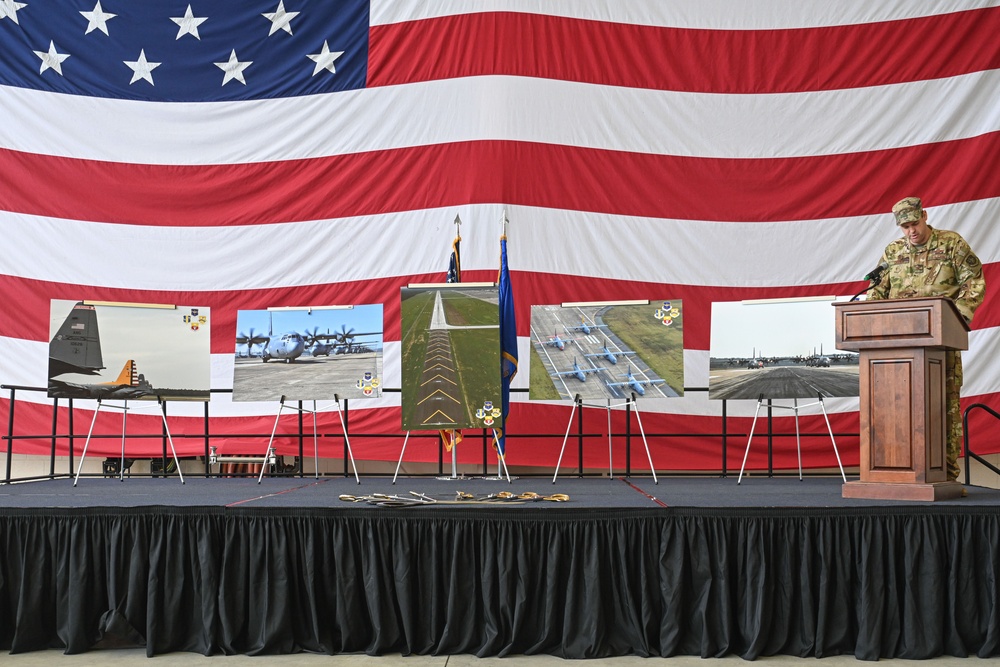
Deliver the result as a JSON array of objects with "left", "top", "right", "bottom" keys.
[
  {"left": 602, "top": 302, "right": 685, "bottom": 396},
  {"left": 441, "top": 290, "right": 498, "bottom": 325},
  {"left": 529, "top": 345, "right": 562, "bottom": 400},
  {"left": 400, "top": 290, "right": 435, "bottom": 428},
  {"left": 449, "top": 328, "right": 501, "bottom": 424}
]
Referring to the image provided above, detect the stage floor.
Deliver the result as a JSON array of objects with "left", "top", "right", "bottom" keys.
[
  {"left": 1, "top": 474, "right": 997, "bottom": 510},
  {"left": 3, "top": 474, "right": 999, "bottom": 659}
]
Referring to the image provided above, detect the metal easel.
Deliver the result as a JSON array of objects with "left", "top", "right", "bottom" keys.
[
  {"left": 484, "top": 427, "right": 513, "bottom": 482},
  {"left": 552, "top": 393, "right": 657, "bottom": 484},
  {"left": 207, "top": 395, "right": 358, "bottom": 483},
  {"left": 393, "top": 427, "right": 513, "bottom": 484},
  {"left": 393, "top": 428, "right": 458, "bottom": 483},
  {"left": 737, "top": 394, "right": 847, "bottom": 483},
  {"left": 73, "top": 397, "right": 185, "bottom": 486}
]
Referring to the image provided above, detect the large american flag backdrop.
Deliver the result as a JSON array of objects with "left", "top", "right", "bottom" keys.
[{"left": 2, "top": 1, "right": 999, "bottom": 471}]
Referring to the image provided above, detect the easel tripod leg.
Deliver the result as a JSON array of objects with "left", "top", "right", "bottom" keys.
[{"left": 738, "top": 399, "right": 764, "bottom": 484}]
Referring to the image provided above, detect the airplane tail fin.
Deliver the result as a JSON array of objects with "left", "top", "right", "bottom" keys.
[
  {"left": 49, "top": 302, "right": 105, "bottom": 376},
  {"left": 102, "top": 360, "right": 138, "bottom": 386}
]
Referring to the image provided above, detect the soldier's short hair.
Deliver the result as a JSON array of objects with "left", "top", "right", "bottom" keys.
[{"left": 892, "top": 197, "right": 923, "bottom": 225}]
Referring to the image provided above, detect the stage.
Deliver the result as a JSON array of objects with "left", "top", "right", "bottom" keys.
[{"left": 1, "top": 475, "right": 999, "bottom": 659}]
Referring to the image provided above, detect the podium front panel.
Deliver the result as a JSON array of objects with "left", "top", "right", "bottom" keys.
[
  {"left": 864, "top": 352, "right": 918, "bottom": 483},
  {"left": 860, "top": 348, "right": 947, "bottom": 485}
]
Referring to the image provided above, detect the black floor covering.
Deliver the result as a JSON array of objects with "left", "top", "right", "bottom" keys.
[
  {"left": 1, "top": 475, "right": 998, "bottom": 659},
  {"left": 3, "top": 474, "right": 998, "bottom": 509}
]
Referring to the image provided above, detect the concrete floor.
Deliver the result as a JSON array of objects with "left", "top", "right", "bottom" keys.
[{"left": 0, "top": 651, "right": 982, "bottom": 665}]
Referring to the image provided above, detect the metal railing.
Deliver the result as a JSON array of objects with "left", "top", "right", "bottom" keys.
[
  {"left": 963, "top": 403, "right": 1000, "bottom": 485},
  {"left": 3, "top": 383, "right": 859, "bottom": 483}
]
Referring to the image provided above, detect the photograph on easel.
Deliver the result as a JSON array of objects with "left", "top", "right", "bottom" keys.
[
  {"left": 399, "top": 284, "right": 501, "bottom": 430},
  {"left": 528, "top": 300, "right": 684, "bottom": 401},
  {"left": 47, "top": 299, "right": 211, "bottom": 401},
  {"left": 708, "top": 297, "right": 860, "bottom": 400},
  {"left": 231, "top": 304, "right": 384, "bottom": 402}
]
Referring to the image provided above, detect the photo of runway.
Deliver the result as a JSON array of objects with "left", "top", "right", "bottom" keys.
[
  {"left": 400, "top": 286, "right": 500, "bottom": 430},
  {"left": 709, "top": 362, "right": 859, "bottom": 400},
  {"left": 709, "top": 297, "right": 859, "bottom": 400},
  {"left": 529, "top": 301, "right": 683, "bottom": 401}
]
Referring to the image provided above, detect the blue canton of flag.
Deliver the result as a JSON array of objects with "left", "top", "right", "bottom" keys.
[
  {"left": 0, "top": 0, "right": 369, "bottom": 102},
  {"left": 497, "top": 232, "right": 517, "bottom": 458}
]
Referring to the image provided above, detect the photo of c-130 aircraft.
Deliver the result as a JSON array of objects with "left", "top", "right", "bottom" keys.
[
  {"left": 47, "top": 300, "right": 211, "bottom": 401},
  {"left": 49, "top": 358, "right": 152, "bottom": 400},
  {"left": 236, "top": 323, "right": 379, "bottom": 363},
  {"left": 529, "top": 301, "right": 684, "bottom": 401},
  {"left": 231, "top": 305, "right": 384, "bottom": 402}
]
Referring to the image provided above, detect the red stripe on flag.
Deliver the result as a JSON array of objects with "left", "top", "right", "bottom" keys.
[
  {"left": 2, "top": 133, "right": 999, "bottom": 225},
  {"left": 369, "top": 8, "right": 1000, "bottom": 92}
]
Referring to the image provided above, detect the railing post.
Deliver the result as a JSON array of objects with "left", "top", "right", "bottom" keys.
[{"left": 4, "top": 386, "right": 15, "bottom": 483}]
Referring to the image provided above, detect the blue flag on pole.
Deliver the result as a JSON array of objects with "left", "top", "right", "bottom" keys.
[
  {"left": 446, "top": 234, "right": 461, "bottom": 283},
  {"left": 442, "top": 219, "right": 462, "bottom": 450},
  {"left": 497, "top": 232, "right": 518, "bottom": 457}
]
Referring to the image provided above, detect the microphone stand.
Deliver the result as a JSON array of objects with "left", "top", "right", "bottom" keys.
[{"left": 850, "top": 272, "right": 885, "bottom": 301}]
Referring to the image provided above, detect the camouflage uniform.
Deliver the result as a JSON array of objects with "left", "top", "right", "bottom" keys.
[{"left": 868, "top": 201, "right": 985, "bottom": 481}]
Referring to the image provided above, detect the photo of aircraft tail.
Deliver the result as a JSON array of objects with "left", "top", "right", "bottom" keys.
[
  {"left": 47, "top": 299, "right": 212, "bottom": 401},
  {"left": 48, "top": 359, "right": 153, "bottom": 400},
  {"left": 49, "top": 302, "right": 105, "bottom": 377}
]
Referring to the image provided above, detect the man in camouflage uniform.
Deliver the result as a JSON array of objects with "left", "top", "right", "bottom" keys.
[{"left": 868, "top": 197, "right": 986, "bottom": 481}]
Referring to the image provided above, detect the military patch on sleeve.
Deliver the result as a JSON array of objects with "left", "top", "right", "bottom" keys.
[{"left": 967, "top": 254, "right": 982, "bottom": 268}]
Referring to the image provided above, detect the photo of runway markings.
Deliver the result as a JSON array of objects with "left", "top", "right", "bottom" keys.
[
  {"left": 529, "top": 300, "right": 684, "bottom": 401},
  {"left": 709, "top": 298, "right": 860, "bottom": 400},
  {"left": 400, "top": 286, "right": 501, "bottom": 430}
]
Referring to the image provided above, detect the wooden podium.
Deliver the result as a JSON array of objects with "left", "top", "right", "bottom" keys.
[{"left": 834, "top": 297, "right": 968, "bottom": 501}]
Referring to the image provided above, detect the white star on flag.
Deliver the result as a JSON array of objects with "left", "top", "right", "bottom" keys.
[
  {"left": 80, "top": 1, "right": 116, "bottom": 35},
  {"left": 0, "top": 0, "right": 27, "bottom": 24},
  {"left": 33, "top": 41, "right": 70, "bottom": 76},
  {"left": 171, "top": 4, "right": 207, "bottom": 40},
  {"left": 263, "top": 1, "right": 299, "bottom": 36},
  {"left": 214, "top": 50, "right": 252, "bottom": 86},
  {"left": 307, "top": 41, "right": 345, "bottom": 76},
  {"left": 124, "top": 50, "right": 161, "bottom": 85}
]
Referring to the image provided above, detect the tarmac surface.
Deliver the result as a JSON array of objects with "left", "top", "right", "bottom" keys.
[
  {"left": 231, "top": 351, "right": 382, "bottom": 402},
  {"left": 709, "top": 364, "right": 859, "bottom": 400}
]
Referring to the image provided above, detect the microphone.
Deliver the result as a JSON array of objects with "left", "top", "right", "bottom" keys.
[{"left": 864, "top": 262, "right": 888, "bottom": 282}]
